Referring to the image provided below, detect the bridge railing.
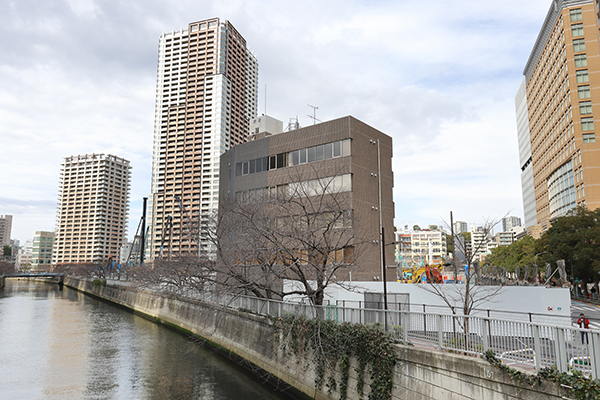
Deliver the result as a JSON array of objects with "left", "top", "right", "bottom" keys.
[{"left": 217, "top": 293, "right": 600, "bottom": 378}]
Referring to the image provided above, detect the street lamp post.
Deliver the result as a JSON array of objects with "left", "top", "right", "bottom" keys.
[{"left": 370, "top": 138, "right": 386, "bottom": 308}]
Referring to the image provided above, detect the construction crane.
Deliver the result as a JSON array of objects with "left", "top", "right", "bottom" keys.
[{"left": 159, "top": 215, "right": 173, "bottom": 260}]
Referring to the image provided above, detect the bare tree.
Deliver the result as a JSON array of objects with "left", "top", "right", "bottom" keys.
[
  {"left": 137, "top": 168, "right": 368, "bottom": 307},
  {"left": 129, "top": 255, "right": 214, "bottom": 296},
  {"left": 0, "top": 261, "right": 15, "bottom": 275},
  {"left": 212, "top": 171, "right": 365, "bottom": 307},
  {"left": 420, "top": 217, "right": 505, "bottom": 336},
  {"left": 53, "top": 262, "right": 101, "bottom": 277}
]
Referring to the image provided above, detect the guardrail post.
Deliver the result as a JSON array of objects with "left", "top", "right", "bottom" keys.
[
  {"left": 401, "top": 312, "right": 408, "bottom": 343},
  {"left": 438, "top": 315, "right": 444, "bottom": 350},
  {"left": 553, "top": 327, "right": 568, "bottom": 373},
  {"left": 533, "top": 325, "right": 542, "bottom": 372},
  {"left": 481, "top": 318, "right": 489, "bottom": 352},
  {"left": 591, "top": 332, "right": 600, "bottom": 379}
]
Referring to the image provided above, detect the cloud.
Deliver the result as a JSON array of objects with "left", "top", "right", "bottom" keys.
[{"left": 0, "top": 0, "right": 552, "bottom": 242}]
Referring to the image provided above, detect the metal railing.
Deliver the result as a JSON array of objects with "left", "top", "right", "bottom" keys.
[
  {"left": 334, "top": 300, "right": 576, "bottom": 326},
  {"left": 216, "top": 293, "right": 600, "bottom": 378}
]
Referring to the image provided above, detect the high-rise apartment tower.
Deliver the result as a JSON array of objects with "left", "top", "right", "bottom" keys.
[
  {"left": 53, "top": 154, "right": 131, "bottom": 265},
  {"left": 0, "top": 215, "right": 12, "bottom": 247},
  {"left": 517, "top": 0, "right": 600, "bottom": 237},
  {"left": 148, "top": 18, "right": 258, "bottom": 260}
]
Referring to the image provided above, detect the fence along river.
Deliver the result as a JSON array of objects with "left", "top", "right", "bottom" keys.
[{"left": 0, "top": 280, "right": 290, "bottom": 400}]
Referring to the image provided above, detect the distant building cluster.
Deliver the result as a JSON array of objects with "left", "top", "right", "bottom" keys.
[{"left": 396, "top": 216, "right": 524, "bottom": 269}]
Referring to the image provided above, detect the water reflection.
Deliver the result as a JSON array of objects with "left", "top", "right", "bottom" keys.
[{"left": 0, "top": 280, "right": 289, "bottom": 400}]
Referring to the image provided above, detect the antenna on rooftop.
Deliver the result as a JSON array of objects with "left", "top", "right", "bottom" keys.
[{"left": 307, "top": 104, "right": 321, "bottom": 125}]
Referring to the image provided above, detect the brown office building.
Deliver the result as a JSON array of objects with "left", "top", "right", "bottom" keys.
[
  {"left": 53, "top": 154, "right": 131, "bottom": 266},
  {"left": 219, "top": 115, "right": 395, "bottom": 281},
  {"left": 148, "top": 18, "right": 258, "bottom": 260},
  {"left": 517, "top": 0, "right": 600, "bottom": 237}
]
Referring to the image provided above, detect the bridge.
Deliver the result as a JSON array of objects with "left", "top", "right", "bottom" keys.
[
  {"left": 3, "top": 273, "right": 65, "bottom": 286},
  {"left": 4, "top": 272, "right": 64, "bottom": 278}
]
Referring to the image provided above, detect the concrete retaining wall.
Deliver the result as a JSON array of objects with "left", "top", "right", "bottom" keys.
[{"left": 64, "top": 277, "right": 568, "bottom": 400}]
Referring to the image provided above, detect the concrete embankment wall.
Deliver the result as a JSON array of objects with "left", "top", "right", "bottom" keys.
[{"left": 64, "top": 277, "right": 567, "bottom": 400}]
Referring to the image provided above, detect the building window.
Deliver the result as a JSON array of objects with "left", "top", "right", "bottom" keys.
[
  {"left": 572, "top": 23, "right": 584, "bottom": 37},
  {"left": 574, "top": 54, "right": 587, "bottom": 67},
  {"left": 547, "top": 160, "right": 577, "bottom": 219},
  {"left": 573, "top": 38, "right": 586, "bottom": 52},
  {"left": 583, "top": 133, "right": 596, "bottom": 143},
  {"left": 236, "top": 139, "right": 352, "bottom": 177},
  {"left": 581, "top": 117, "right": 594, "bottom": 131},
  {"left": 576, "top": 69, "right": 589, "bottom": 83},
  {"left": 580, "top": 101, "right": 592, "bottom": 115},
  {"left": 578, "top": 85, "right": 591, "bottom": 99},
  {"left": 570, "top": 9, "right": 583, "bottom": 22}
]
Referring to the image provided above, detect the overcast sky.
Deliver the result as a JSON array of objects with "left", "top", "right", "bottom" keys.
[{"left": 1, "top": 0, "right": 552, "bottom": 244}]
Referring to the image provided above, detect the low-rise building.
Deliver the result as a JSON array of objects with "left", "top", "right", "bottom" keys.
[
  {"left": 31, "top": 231, "right": 54, "bottom": 271},
  {"left": 495, "top": 231, "right": 516, "bottom": 247},
  {"left": 219, "top": 115, "right": 395, "bottom": 281},
  {"left": 16, "top": 240, "right": 33, "bottom": 270}
]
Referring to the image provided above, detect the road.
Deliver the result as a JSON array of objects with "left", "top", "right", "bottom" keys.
[{"left": 571, "top": 300, "right": 600, "bottom": 329}]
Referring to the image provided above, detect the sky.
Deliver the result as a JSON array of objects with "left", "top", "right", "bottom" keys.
[{"left": 0, "top": 0, "right": 553, "bottom": 244}]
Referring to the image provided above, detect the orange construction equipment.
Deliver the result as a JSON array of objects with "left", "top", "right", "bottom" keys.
[
  {"left": 402, "top": 263, "right": 444, "bottom": 283},
  {"left": 424, "top": 265, "right": 443, "bottom": 283}
]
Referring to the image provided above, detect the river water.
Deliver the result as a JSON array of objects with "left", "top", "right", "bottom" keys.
[{"left": 0, "top": 280, "right": 290, "bottom": 400}]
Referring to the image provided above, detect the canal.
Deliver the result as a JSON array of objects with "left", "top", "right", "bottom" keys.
[{"left": 0, "top": 280, "right": 291, "bottom": 400}]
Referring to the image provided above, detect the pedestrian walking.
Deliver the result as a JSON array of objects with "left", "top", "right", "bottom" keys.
[{"left": 578, "top": 313, "right": 590, "bottom": 344}]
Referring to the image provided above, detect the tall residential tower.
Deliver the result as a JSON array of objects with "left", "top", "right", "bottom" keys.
[
  {"left": 53, "top": 154, "right": 131, "bottom": 265},
  {"left": 148, "top": 18, "right": 258, "bottom": 260},
  {"left": 0, "top": 215, "right": 12, "bottom": 248},
  {"left": 517, "top": 0, "right": 600, "bottom": 237}
]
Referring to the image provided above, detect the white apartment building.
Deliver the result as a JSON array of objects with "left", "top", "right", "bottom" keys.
[
  {"left": 53, "top": 154, "right": 131, "bottom": 265},
  {"left": 495, "top": 231, "right": 516, "bottom": 247},
  {"left": 396, "top": 228, "right": 447, "bottom": 266},
  {"left": 470, "top": 225, "right": 491, "bottom": 262},
  {"left": 502, "top": 216, "right": 522, "bottom": 232},
  {"left": 453, "top": 221, "right": 468, "bottom": 234},
  {"left": 148, "top": 18, "right": 258, "bottom": 260},
  {"left": 16, "top": 240, "right": 33, "bottom": 270}
]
